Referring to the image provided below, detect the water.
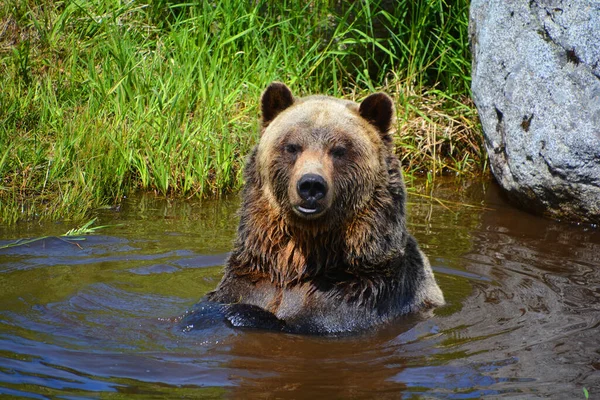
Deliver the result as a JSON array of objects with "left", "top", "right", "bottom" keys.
[{"left": 1, "top": 179, "right": 598, "bottom": 399}]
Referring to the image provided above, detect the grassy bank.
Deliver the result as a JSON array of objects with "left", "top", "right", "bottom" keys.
[{"left": 0, "top": 0, "right": 481, "bottom": 225}]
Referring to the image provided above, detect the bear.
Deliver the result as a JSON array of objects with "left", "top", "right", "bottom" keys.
[{"left": 204, "top": 82, "right": 444, "bottom": 334}]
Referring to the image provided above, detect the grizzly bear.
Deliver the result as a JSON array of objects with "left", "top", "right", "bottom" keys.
[{"left": 205, "top": 82, "right": 444, "bottom": 334}]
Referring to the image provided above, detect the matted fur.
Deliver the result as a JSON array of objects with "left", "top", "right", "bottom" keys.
[{"left": 207, "top": 83, "right": 444, "bottom": 334}]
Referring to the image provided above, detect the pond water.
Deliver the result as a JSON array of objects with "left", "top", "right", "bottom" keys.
[{"left": 0, "top": 178, "right": 598, "bottom": 399}]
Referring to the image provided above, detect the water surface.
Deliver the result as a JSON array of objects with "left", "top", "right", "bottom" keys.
[{"left": 1, "top": 179, "right": 599, "bottom": 398}]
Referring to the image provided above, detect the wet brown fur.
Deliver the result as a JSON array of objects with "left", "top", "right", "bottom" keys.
[{"left": 207, "top": 83, "right": 444, "bottom": 333}]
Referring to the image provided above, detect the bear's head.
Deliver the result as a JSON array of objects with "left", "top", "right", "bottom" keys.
[{"left": 254, "top": 82, "right": 396, "bottom": 228}]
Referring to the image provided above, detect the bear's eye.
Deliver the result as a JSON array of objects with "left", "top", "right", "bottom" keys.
[
  {"left": 284, "top": 144, "right": 302, "bottom": 155},
  {"left": 330, "top": 146, "right": 347, "bottom": 159}
]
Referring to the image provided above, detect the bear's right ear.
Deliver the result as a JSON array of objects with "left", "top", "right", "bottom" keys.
[{"left": 261, "top": 82, "right": 295, "bottom": 128}]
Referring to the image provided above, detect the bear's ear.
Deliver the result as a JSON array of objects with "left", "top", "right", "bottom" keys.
[
  {"left": 359, "top": 92, "right": 395, "bottom": 138},
  {"left": 261, "top": 82, "right": 295, "bottom": 128}
]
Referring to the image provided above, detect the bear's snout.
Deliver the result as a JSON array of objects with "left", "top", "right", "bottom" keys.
[
  {"left": 293, "top": 173, "right": 330, "bottom": 218},
  {"left": 297, "top": 173, "right": 327, "bottom": 202}
]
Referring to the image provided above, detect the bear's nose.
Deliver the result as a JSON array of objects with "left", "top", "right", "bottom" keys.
[{"left": 297, "top": 174, "right": 328, "bottom": 202}]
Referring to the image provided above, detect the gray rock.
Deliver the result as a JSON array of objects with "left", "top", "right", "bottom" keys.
[{"left": 469, "top": 0, "right": 600, "bottom": 224}]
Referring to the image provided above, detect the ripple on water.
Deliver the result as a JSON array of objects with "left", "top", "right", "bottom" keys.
[{"left": 1, "top": 182, "right": 599, "bottom": 398}]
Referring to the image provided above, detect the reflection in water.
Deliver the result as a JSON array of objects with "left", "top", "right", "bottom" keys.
[{"left": 0, "top": 181, "right": 599, "bottom": 398}]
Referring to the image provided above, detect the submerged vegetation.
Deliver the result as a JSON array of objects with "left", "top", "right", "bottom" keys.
[
  {"left": 0, "top": 0, "right": 480, "bottom": 224},
  {"left": 0, "top": 217, "right": 115, "bottom": 249}
]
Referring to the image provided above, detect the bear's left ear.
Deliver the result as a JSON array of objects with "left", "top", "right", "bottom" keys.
[
  {"left": 261, "top": 82, "right": 295, "bottom": 128},
  {"left": 359, "top": 92, "right": 395, "bottom": 139}
]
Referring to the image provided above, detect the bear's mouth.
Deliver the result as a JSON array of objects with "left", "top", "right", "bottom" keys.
[{"left": 294, "top": 204, "right": 325, "bottom": 218}]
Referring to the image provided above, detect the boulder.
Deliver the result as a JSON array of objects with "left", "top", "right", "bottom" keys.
[{"left": 469, "top": 0, "right": 600, "bottom": 224}]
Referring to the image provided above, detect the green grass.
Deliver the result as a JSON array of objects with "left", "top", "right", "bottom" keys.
[
  {"left": 0, "top": 0, "right": 480, "bottom": 225},
  {"left": 0, "top": 217, "right": 116, "bottom": 249}
]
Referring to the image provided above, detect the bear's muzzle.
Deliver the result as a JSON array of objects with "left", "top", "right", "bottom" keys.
[{"left": 295, "top": 173, "right": 328, "bottom": 218}]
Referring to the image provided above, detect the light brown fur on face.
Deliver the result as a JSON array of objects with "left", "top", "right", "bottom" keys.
[
  {"left": 206, "top": 82, "right": 444, "bottom": 334},
  {"left": 257, "top": 96, "right": 384, "bottom": 225}
]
